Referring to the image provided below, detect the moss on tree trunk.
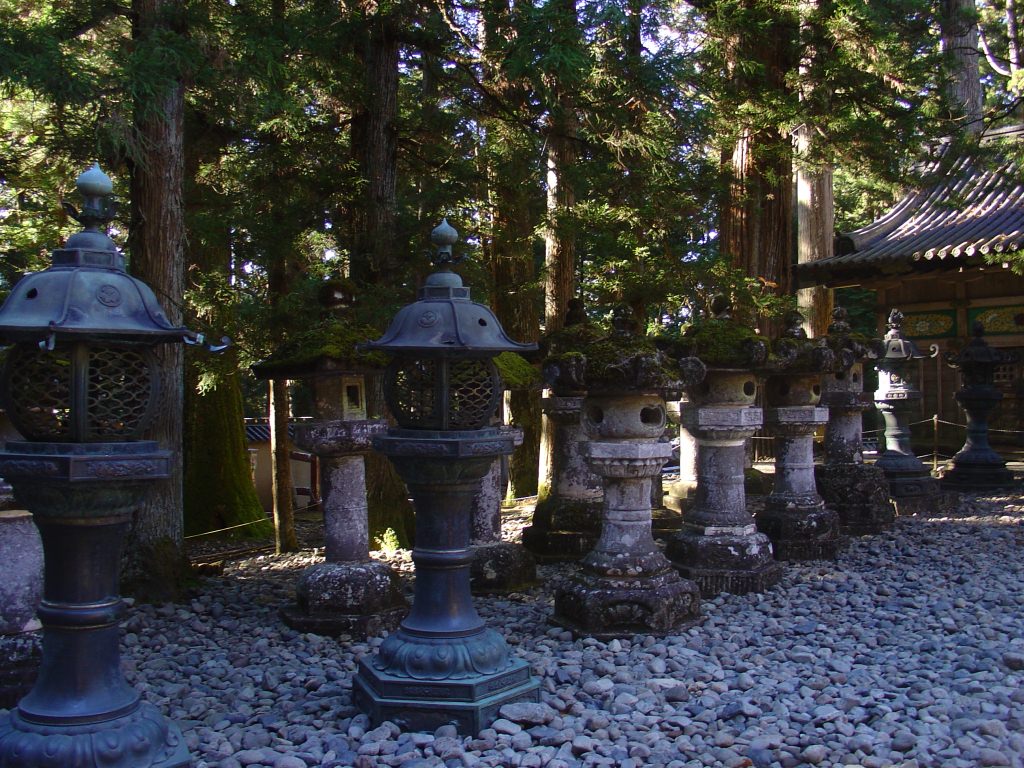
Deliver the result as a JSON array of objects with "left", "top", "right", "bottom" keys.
[{"left": 183, "top": 362, "right": 273, "bottom": 540}]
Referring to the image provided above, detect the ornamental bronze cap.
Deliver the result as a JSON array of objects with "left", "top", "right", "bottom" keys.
[
  {"left": 0, "top": 164, "right": 189, "bottom": 345},
  {"left": 362, "top": 219, "right": 537, "bottom": 358}
]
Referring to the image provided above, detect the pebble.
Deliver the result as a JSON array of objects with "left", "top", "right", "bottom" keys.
[{"left": 107, "top": 490, "right": 1024, "bottom": 768}]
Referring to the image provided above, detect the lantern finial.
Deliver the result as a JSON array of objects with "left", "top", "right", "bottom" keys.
[{"left": 430, "top": 218, "right": 461, "bottom": 267}]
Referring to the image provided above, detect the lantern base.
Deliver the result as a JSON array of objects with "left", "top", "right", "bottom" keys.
[
  {"left": 0, "top": 701, "right": 189, "bottom": 768},
  {"left": 552, "top": 568, "right": 701, "bottom": 640},
  {"left": 470, "top": 542, "right": 538, "bottom": 595},
  {"left": 816, "top": 463, "right": 895, "bottom": 536},
  {"left": 281, "top": 560, "right": 407, "bottom": 639},
  {"left": 352, "top": 656, "right": 539, "bottom": 735},
  {"left": 522, "top": 498, "right": 601, "bottom": 562},
  {"left": 941, "top": 454, "right": 1016, "bottom": 491},
  {"left": 668, "top": 525, "right": 784, "bottom": 597},
  {"left": 757, "top": 499, "right": 840, "bottom": 562},
  {"left": 0, "top": 632, "right": 40, "bottom": 710}
]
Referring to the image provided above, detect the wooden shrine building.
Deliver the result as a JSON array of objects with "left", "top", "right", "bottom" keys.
[{"left": 795, "top": 124, "right": 1024, "bottom": 443}]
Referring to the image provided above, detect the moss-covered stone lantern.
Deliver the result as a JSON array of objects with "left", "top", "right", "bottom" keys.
[
  {"left": 549, "top": 308, "right": 706, "bottom": 638},
  {"left": 351, "top": 219, "right": 539, "bottom": 733},
  {"left": 0, "top": 164, "right": 190, "bottom": 768}
]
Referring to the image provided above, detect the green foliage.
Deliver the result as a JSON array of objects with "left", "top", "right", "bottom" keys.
[
  {"left": 494, "top": 352, "right": 541, "bottom": 390},
  {"left": 673, "top": 319, "right": 769, "bottom": 368},
  {"left": 372, "top": 527, "right": 401, "bottom": 555}
]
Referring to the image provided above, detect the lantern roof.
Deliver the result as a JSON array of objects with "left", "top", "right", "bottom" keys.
[
  {"left": 0, "top": 164, "right": 189, "bottom": 345},
  {"left": 362, "top": 219, "right": 537, "bottom": 358},
  {"left": 879, "top": 309, "right": 925, "bottom": 362}
]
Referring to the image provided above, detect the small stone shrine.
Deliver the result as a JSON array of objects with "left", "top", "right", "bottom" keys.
[
  {"left": 551, "top": 309, "right": 705, "bottom": 638},
  {"left": 815, "top": 307, "right": 894, "bottom": 535},
  {"left": 470, "top": 426, "right": 538, "bottom": 594},
  {"left": 665, "top": 298, "right": 784, "bottom": 595},
  {"left": 523, "top": 306, "right": 605, "bottom": 561},
  {"left": 352, "top": 219, "right": 539, "bottom": 733},
  {"left": 757, "top": 310, "right": 840, "bottom": 561},
  {"left": 252, "top": 353, "right": 407, "bottom": 638},
  {"left": 874, "top": 309, "right": 942, "bottom": 506},
  {"left": 942, "top": 322, "right": 1017, "bottom": 490}
]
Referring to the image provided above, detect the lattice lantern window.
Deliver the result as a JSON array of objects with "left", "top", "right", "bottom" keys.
[
  {"left": 0, "top": 164, "right": 199, "bottom": 444},
  {"left": 365, "top": 219, "right": 533, "bottom": 432}
]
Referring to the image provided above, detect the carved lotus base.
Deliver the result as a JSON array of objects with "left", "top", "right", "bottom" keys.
[
  {"left": 0, "top": 702, "right": 188, "bottom": 768},
  {"left": 757, "top": 500, "right": 840, "bottom": 562},
  {"left": 470, "top": 542, "right": 537, "bottom": 595},
  {"left": 352, "top": 653, "right": 539, "bottom": 735},
  {"left": 667, "top": 526, "right": 783, "bottom": 597},
  {"left": 552, "top": 568, "right": 701, "bottom": 640},
  {"left": 281, "top": 560, "right": 406, "bottom": 638},
  {"left": 816, "top": 463, "right": 895, "bottom": 536},
  {"left": 522, "top": 498, "right": 602, "bottom": 562}
]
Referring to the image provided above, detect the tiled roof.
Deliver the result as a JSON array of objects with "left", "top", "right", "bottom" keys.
[{"left": 796, "top": 125, "right": 1024, "bottom": 287}]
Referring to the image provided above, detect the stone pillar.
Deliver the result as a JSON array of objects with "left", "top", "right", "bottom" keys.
[
  {"left": 522, "top": 395, "right": 603, "bottom": 561},
  {"left": 665, "top": 398, "right": 699, "bottom": 514},
  {"left": 471, "top": 428, "right": 537, "bottom": 594},
  {"left": 553, "top": 393, "right": 701, "bottom": 638},
  {"left": 281, "top": 420, "right": 407, "bottom": 637},
  {"left": 942, "top": 323, "right": 1016, "bottom": 490},
  {"left": 758, "top": 402, "right": 838, "bottom": 561},
  {"left": 0, "top": 510, "right": 42, "bottom": 709},
  {"left": 667, "top": 370, "right": 783, "bottom": 596},
  {"left": 815, "top": 362, "right": 894, "bottom": 535}
]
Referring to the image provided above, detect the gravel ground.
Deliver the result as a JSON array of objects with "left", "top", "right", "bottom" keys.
[{"left": 21, "top": 491, "right": 1024, "bottom": 768}]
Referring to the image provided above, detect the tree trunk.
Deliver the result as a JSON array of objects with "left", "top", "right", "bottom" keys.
[
  {"left": 350, "top": 12, "right": 400, "bottom": 283},
  {"left": 122, "top": 0, "right": 188, "bottom": 602},
  {"left": 941, "top": 0, "right": 984, "bottom": 133},
  {"left": 269, "top": 378, "right": 298, "bottom": 553},
  {"left": 795, "top": 124, "right": 834, "bottom": 338}
]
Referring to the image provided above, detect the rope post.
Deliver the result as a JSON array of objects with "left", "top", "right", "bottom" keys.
[{"left": 932, "top": 413, "right": 939, "bottom": 474}]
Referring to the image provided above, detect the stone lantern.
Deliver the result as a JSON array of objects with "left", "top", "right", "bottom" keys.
[
  {"left": 665, "top": 298, "right": 783, "bottom": 596},
  {"left": 351, "top": 219, "right": 540, "bottom": 733},
  {"left": 757, "top": 310, "right": 840, "bottom": 561},
  {"left": 815, "top": 307, "right": 894, "bottom": 535},
  {"left": 874, "top": 309, "right": 940, "bottom": 503},
  {"left": 0, "top": 165, "right": 190, "bottom": 767},
  {"left": 942, "top": 322, "right": 1016, "bottom": 490},
  {"left": 523, "top": 306, "right": 605, "bottom": 562},
  {"left": 550, "top": 309, "right": 706, "bottom": 638},
  {"left": 251, "top": 347, "right": 407, "bottom": 637}
]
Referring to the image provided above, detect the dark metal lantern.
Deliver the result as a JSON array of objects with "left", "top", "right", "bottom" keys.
[
  {"left": 363, "top": 219, "right": 532, "bottom": 430},
  {"left": 0, "top": 164, "right": 188, "bottom": 442}
]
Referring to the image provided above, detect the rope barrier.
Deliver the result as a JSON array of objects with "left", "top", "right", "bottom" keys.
[{"left": 185, "top": 500, "right": 320, "bottom": 540}]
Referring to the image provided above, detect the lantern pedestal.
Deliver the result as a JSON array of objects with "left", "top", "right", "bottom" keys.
[
  {"left": 353, "top": 429, "right": 539, "bottom": 734},
  {"left": 282, "top": 420, "right": 406, "bottom": 637},
  {"left": 0, "top": 441, "right": 188, "bottom": 768},
  {"left": 758, "top": 406, "right": 839, "bottom": 561},
  {"left": 553, "top": 394, "right": 701, "bottom": 639},
  {"left": 470, "top": 445, "right": 537, "bottom": 595},
  {"left": 943, "top": 386, "right": 1015, "bottom": 489},
  {"left": 666, "top": 401, "right": 783, "bottom": 596},
  {"left": 523, "top": 396, "right": 603, "bottom": 562}
]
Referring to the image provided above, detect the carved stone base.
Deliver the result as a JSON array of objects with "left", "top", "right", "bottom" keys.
[
  {"left": 886, "top": 472, "right": 941, "bottom": 500},
  {"left": 280, "top": 560, "right": 406, "bottom": 638},
  {"left": 0, "top": 632, "right": 40, "bottom": 710},
  {"left": 470, "top": 542, "right": 538, "bottom": 595},
  {"left": 941, "top": 457, "right": 1016, "bottom": 491},
  {"left": 667, "top": 526, "right": 783, "bottom": 597},
  {"left": 816, "top": 463, "right": 895, "bottom": 536},
  {"left": 552, "top": 568, "right": 701, "bottom": 640},
  {"left": 758, "top": 500, "right": 840, "bottom": 562},
  {"left": 522, "top": 498, "right": 602, "bottom": 562},
  {"left": 0, "top": 702, "right": 189, "bottom": 768},
  {"left": 352, "top": 652, "right": 539, "bottom": 735}
]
